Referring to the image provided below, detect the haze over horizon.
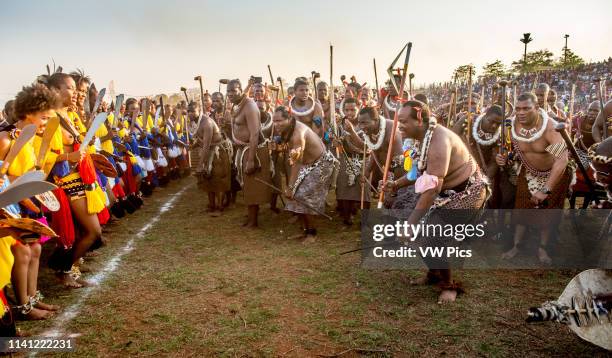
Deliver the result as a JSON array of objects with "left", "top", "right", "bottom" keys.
[{"left": 1, "top": 0, "right": 610, "bottom": 106}]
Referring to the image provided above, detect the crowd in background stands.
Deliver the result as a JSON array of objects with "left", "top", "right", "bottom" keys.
[{"left": 418, "top": 59, "right": 611, "bottom": 113}]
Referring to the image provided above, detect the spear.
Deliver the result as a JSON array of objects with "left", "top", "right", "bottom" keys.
[{"left": 378, "top": 42, "right": 412, "bottom": 209}]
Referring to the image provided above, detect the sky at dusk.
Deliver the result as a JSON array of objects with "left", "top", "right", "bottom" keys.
[{"left": 1, "top": 0, "right": 610, "bottom": 106}]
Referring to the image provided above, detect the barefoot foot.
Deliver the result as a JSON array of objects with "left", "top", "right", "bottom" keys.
[
  {"left": 438, "top": 289, "right": 458, "bottom": 304},
  {"left": 301, "top": 235, "right": 317, "bottom": 244},
  {"left": 57, "top": 273, "right": 83, "bottom": 289},
  {"left": 76, "top": 278, "right": 93, "bottom": 287},
  {"left": 501, "top": 246, "right": 519, "bottom": 260},
  {"left": 20, "top": 307, "right": 54, "bottom": 320},
  {"left": 409, "top": 275, "right": 431, "bottom": 286},
  {"left": 538, "top": 247, "right": 552, "bottom": 265},
  {"left": 34, "top": 301, "right": 60, "bottom": 311},
  {"left": 288, "top": 232, "right": 306, "bottom": 240}
]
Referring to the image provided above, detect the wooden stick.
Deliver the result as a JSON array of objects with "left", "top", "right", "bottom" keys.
[
  {"left": 373, "top": 58, "right": 380, "bottom": 108},
  {"left": 360, "top": 141, "right": 367, "bottom": 210},
  {"left": 254, "top": 178, "right": 332, "bottom": 220},
  {"left": 568, "top": 83, "right": 576, "bottom": 137},
  {"left": 466, "top": 66, "right": 474, "bottom": 145},
  {"left": 330, "top": 44, "right": 340, "bottom": 158}
]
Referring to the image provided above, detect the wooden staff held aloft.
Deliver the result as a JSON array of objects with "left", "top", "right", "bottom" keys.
[
  {"left": 498, "top": 80, "right": 509, "bottom": 155},
  {"left": 408, "top": 73, "right": 415, "bottom": 98},
  {"left": 311, "top": 71, "right": 320, "bottom": 101},
  {"left": 568, "top": 83, "right": 576, "bottom": 138},
  {"left": 277, "top": 77, "right": 285, "bottom": 104},
  {"left": 267, "top": 65, "right": 274, "bottom": 86},
  {"left": 180, "top": 86, "right": 189, "bottom": 105},
  {"left": 378, "top": 42, "right": 412, "bottom": 209},
  {"left": 330, "top": 44, "right": 340, "bottom": 157},
  {"left": 373, "top": 58, "right": 380, "bottom": 107},
  {"left": 194, "top": 75, "right": 205, "bottom": 113},
  {"left": 511, "top": 80, "right": 518, "bottom": 109},
  {"left": 466, "top": 66, "right": 474, "bottom": 145}
]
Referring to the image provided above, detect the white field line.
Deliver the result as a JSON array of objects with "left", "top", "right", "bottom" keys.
[{"left": 36, "top": 185, "right": 190, "bottom": 343}]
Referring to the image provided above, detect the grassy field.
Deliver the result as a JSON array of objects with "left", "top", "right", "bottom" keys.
[{"left": 18, "top": 178, "right": 609, "bottom": 357}]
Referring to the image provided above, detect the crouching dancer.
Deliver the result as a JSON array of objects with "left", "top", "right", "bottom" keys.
[
  {"left": 272, "top": 106, "right": 338, "bottom": 243},
  {"left": 397, "top": 100, "right": 490, "bottom": 303}
]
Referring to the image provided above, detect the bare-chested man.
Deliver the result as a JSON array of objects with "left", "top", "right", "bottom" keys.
[
  {"left": 547, "top": 89, "right": 566, "bottom": 123},
  {"left": 589, "top": 136, "right": 612, "bottom": 208},
  {"left": 500, "top": 93, "right": 570, "bottom": 264},
  {"left": 396, "top": 100, "right": 490, "bottom": 303},
  {"left": 289, "top": 78, "right": 325, "bottom": 139},
  {"left": 272, "top": 106, "right": 337, "bottom": 243},
  {"left": 592, "top": 99, "right": 612, "bottom": 143},
  {"left": 334, "top": 97, "right": 368, "bottom": 226},
  {"left": 570, "top": 101, "right": 601, "bottom": 205},
  {"left": 317, "top": 81, "right": 331, "bottom": 121},
  {"left": 357, "top": 106, "right": 403, "bottom": 206},
  {"left": 191, "top": 102, "right": 231, "bottom": 216},
  {"left": 573, "top": 101, "right": 600, "bottom": 151},
  {"left": 464, "top": 105, "right": 517, "bottom": 209},
  {"left": 381, "top": 74, "right": 403, "bottom": 119},
  {"left": 210, "top": 92, "right": 226, "bottom": 131},
  {"left": 535, "top": 83, "right": 565, "bottom": 122},
  {"left": 253, "top": 82, "right": 283, "bottom": 213},
  {"left": 202, "top": 92, "right": 213, "bottom": 116},
  {"left": 226, "top": 79, "right": 272, "bottom": 227}
]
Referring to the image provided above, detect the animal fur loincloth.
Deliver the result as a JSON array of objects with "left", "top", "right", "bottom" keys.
[
  {"left": 286, "top": 151, "right": 338, "bottom": 215},
  {"left": 514, "top": 162, "right": 572, "bottom": 210},
  {"left": 235, "top": 144, "right": 272, "bottom": 205},
  {"left": 196, "top": 139, "right": 232, "bottom": 193},
  {"left": 336, "top": 153, "right": 369, "bottom": 202}
]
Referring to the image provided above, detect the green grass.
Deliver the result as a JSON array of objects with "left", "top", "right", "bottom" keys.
[{"left": 19, "top": 178, "right": 609, "bottom": 357}]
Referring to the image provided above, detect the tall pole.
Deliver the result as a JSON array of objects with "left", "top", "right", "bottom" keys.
[
  {"left": 564, "top": 34, "right": 569, "bottom": 66},
  {"left": 520, "top": 33, "right": 533, "bottom": 73}
]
